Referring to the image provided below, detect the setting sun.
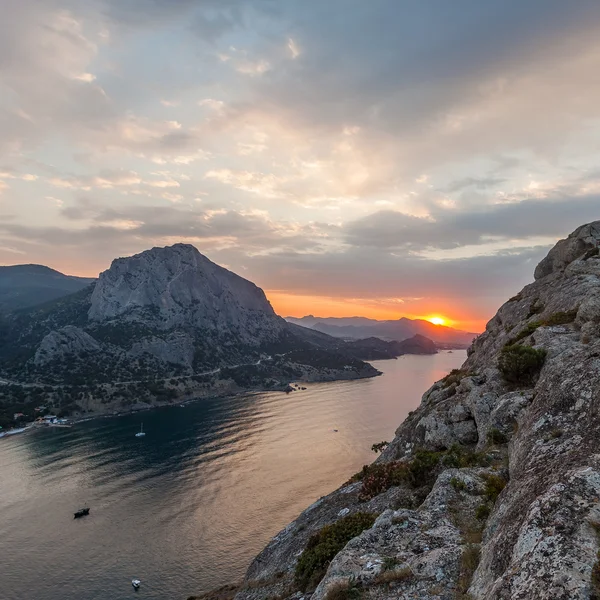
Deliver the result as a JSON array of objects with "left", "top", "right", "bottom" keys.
[{"left": 427, "top": 316, "right": 446, "bottom": 326}]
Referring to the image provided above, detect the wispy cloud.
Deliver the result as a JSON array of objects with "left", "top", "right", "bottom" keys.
[{"left": 1, "top": 0, "right": 600, "bottom": 327}]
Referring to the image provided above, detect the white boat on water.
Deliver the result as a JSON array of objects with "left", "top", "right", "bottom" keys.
[
  {"left": 132, "top": 579, "right": 141, "bottom": 589},
  {"left": 135, "top": 423, "right": 146, "bottom": 438}
]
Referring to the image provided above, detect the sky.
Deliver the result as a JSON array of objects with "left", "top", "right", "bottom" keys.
[{"left": 1, "top": 0, "right": 600, "bottom": 332}]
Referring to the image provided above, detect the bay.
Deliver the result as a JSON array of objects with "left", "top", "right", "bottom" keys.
[{"left": 0, "top": 351, "right": 466, "bottom": 600}]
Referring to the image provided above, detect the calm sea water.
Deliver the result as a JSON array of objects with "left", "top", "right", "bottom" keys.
[{"left": 0, "top": 352, "right": 466, "bottom": 600}]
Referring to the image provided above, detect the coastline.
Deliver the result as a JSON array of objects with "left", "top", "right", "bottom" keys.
[
  {"left": 1, "top": 364, "right": 384, "bottom": 436},
  {"left": 1, "top": 352, "right": 460, "bottom": 438}
]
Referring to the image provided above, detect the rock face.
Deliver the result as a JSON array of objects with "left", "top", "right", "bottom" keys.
[
  {"left": 534, "top": 221, "right": 600, "bottom": 280},
  {"left": 226, "top": 221, "right": 600, "bottom": 600},
  {"left": 34, "top": 326, "right": 101, "bottom": 365},
  {"left": 89, "top": 244, "right": 283, "bottom": 344}
]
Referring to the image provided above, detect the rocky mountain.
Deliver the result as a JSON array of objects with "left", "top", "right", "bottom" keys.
[
  {"left": 341, "top": 334, "right": 437, "bottom": 361},
  {"left": 0, "top": 245, "right": 379, "bottom": 425},
  {"left": 285, "top": 324, "right": 437, "bottom": 361},
  {"left": 286, "top": 315, "right": 477, "bottom": 347},
  {"left": 0, "top": 264, "right": 94, "bottom": 312},
  {"left": 199, "top": 220, "right": 600, "bottom": 600}
]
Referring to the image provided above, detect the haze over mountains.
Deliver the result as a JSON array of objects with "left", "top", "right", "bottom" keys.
[
  {"left": 286, "top": 315, "right": 478, "bottom": 347},
  {"left": 0, "top": 265, "right": 94, "bottom": 312}
]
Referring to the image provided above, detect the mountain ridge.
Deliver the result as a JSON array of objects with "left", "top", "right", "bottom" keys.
[
  {"left": 286, "top": 315, "right": 477, "bottom": 347},
  {"left": 0, "top": 264, "right": 95, "bottom": 312}
]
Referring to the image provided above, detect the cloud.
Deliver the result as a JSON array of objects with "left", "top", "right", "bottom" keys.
[
  {"left": 2, "top": 0, "right": 600, "bottom": 327},
  {"left": 344, "top": 194, "right": 600, "bottom": 251}
]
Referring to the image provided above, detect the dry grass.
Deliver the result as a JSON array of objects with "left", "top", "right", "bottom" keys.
[
  {"left": 463, "top": 529, "right": 484, "bottom": 544},
  {"left": 392, "top": 514, "right": 409, "bottom": 525},
  {"left": 324, "top": 580, "right": 362, "bottom": 600},
  {"left": 447, "top": 497, "right": 484, "bottom": 545},
  {"left": 187, "top": 584, "right": 239, "bottom": 600},
  {"left": 455, "top": 544, "right": 481, "bottom": 599},
  {"left": 374, "top": 566, "right": 412, "bottom": 585},
  {"left": 244, "top": 572, "right": 286, "bottom": 589}
]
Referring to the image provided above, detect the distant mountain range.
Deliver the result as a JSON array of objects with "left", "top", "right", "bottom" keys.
[
  {"left": 0, "top": 265, "right": 95, "bottom": 312},
  {"left": 285, "top": 315, "right": 478, "bottom": 347}
]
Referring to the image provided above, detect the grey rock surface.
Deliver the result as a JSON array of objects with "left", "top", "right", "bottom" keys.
[
  {"left": 34, "top": 326, "right": 101, "bottom": 365},
  {"left": 228, "top": 220, "right": 600, "bottom": 600},
  {"left": 89, "top": 243, "right": 284, "bottom": 344}
]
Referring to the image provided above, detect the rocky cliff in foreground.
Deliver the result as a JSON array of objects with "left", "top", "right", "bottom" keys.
[{"left": 200, "top": 221, "right": 600, "bottom": 600}]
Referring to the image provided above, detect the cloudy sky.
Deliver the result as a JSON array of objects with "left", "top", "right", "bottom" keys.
[{"left": 2, "top": 0, "right": 600, "bottom": 331}]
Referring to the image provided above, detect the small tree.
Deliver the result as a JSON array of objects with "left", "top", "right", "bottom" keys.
[
  {"left": 371, "top": 441, "right": 389, "bottom": 454},
  {"left": 499, "top": 344, "right": 547, "bottom": 385}
]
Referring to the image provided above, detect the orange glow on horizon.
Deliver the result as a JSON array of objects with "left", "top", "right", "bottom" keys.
[
  {"left": 267, "top": 291, "right": 486, "bottom": 333},
  {"left": 426, "top": 316, "right": 447, "bottom": 326}
]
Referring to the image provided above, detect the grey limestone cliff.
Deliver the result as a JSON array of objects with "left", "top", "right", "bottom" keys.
[
  {"left": 89, "top": 244, "right": 283, "bottom": 345},
  {"left": 217, "top": 221, "right": 600, "bottom": 600}
]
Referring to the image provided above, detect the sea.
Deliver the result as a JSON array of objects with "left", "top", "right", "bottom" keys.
[{"left": 0, "top": 351, "right": 466, "bottom": 600}]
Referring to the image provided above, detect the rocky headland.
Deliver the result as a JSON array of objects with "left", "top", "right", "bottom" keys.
[
  {"left": 0, "top": 245, "right": 382, "bottom": 426},
  {"left": 194, "top": 221, "right": 600, "bottom": 600}
]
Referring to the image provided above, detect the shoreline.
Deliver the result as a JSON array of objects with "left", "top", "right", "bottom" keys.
[
  {"left": 1, "top": 368, "right": 383, "bottom": 436},
  {"left": 1, "top": 352, "right": 457, "bottom": 438}
]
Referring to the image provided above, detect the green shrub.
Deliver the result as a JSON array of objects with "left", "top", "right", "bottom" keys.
[
  {"left": 381, "top": 556, "right": 399, "bottom": 571},
  {"left": 406, "top": 450, "right": 442, "bottom": 487},
  {"left": 355, "top": 462, "right": 409, "bottom": 501},
  {"left": 498, "top": 345, "right": 547, "bottom": 385},
  {"left": 475, "top": 504, "right": 491, "bottom": 521},
  {"left": 371, "top": 441, "right": 389, "bottom": 454},
  {"left": 508, "top": 321, "right": 542, "bottom": 344},
  {"left": 442, "top": 444, "right": 490, "bottom": 469},
  {"left": 456, "top": 544, "right": 481, "bottom": 596},
  {"left": 482, "top": 473, "right": 507, "bottom": 503},
  {"left": 542, "top": 310, "right": 578, "bottom": 326},
  {"left": 295, "top": 513, "right": 377, "bottom": 591},
  {"left": 486, "top": 428, "right": 508, "bottom": 445},
  {"left": 442, "top": 369, "right": 469, "bottom": 388},
  {"left": 356, "top": 445, "right": 490, "bottom": 503},
  {"left": 450, "top": 477, "right": 467, "bottom": 492}
]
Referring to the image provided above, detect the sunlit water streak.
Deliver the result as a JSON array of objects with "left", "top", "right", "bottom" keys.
[{"left": 0, "top": 352, "right": 465, "bottom": 600}]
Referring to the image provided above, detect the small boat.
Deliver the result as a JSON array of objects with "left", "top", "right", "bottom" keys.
[
  {"left": 74, "top": 507, "right": 90, "bottom": 519},
  {"left": 132, "top": 579, "right": 141, "bottom": 590},
  {"left": 135, "top": 423, "right": 146, "bottom": 438}
]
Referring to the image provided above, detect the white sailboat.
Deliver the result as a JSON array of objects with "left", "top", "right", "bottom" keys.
[{"left": 135, "top": 423, "right": 146, "bottom": 438}]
